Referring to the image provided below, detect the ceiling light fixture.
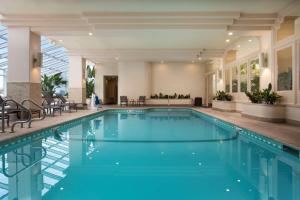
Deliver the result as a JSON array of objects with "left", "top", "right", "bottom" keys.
[
  {"left": 237, "top": 45, "right": 241, "bottom": 48},
  {"left": 225, "top": 39, "right": 230, "bottom": 43},
  {"left": 115, "top": 57, "right": 119, "bottom": 61},
  {"left": 58, "top": 39, "right": 63, "bottom": 42},
  {"left": 88, "top": 32, "right": 93, "bottom": 36},
  {"left": 228, "top": 32, "right": 233, "bottom": 36},
  {"left": 248, "top": 39, "right": 252, "bottom": 42}
]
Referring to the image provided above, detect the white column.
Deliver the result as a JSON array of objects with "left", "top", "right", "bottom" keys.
[
  {"left": 68, "top": 55, "right": 86, "bottom": 103},
  {"left": 7, "top": 27, "right": 42, "bottom": 104}
]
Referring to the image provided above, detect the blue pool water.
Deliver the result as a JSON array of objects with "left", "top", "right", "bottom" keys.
[{"left": 0, "top": 109, "right": 299, "bottom": 200}]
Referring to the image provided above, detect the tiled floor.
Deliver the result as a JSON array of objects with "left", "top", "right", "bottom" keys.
[{"left": 0, "top": 106, "right": 299, "bottom": 150}]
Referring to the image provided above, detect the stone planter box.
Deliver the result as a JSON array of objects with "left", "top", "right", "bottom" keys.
[
  {"left": 241, "top": 103, "right": 286, "bottom": 123},
  {"left": 146, "top": 99, "right": 193, "bottom": 105},
  {"left": 212, "top": 100, "right": 236, "bottom": 112}
]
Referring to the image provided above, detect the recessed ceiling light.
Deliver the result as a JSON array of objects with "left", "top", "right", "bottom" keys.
[
  {"left": 237, "top": 45, "right": 241, "bottom": 48},
  {"left": 58, "top": 39, "right": 63, "bottom": 42},
  {"left": 88, "top": 32, "right": 93, "bottom": 36},
  {"left": 225, "top": 39, "right": 230, "bottom": 43},
  {"left": 248, "top": 39, "right": 252, "bottom": 42},
  {"left": 228, "top": 32, "right": 233, "bottom": 36},
  {"left": 198, "top": 57, "right": 202, "bottom": 61},
  {"left": 115, "top": 57, "right": 119, "bottom": 61}
]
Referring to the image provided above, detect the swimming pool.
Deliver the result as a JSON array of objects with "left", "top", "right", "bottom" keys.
[{"left": 0, "top": 108, "right": 299, "bottom": 200}]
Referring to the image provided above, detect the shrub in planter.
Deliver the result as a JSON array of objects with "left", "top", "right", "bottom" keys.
[
  {"left": 245, "top": 83, "right": 281, "bottom": 104},
  {"left": 213, "top": 91, "right": 232, "bottom": 101}
]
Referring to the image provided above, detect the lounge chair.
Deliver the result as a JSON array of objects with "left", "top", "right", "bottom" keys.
[
  {"left": 42, "top": 91, "right": 62, "bottom": 116},
  {"left": 120, "top": 96, "right": 128, "bottom": 106},
  {"left": 137, "top": 96, "right": 146, "bottom": 106},
  {"left": 56, "top": 94, "right": 87, "bottom": 112}
]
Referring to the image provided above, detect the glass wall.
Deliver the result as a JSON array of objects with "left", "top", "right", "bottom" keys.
[
  {"left": 231, "top": 65, "right": 238, "bottom": 93},
  {"left": 277, "top": 46, "right": 293, "bottom": 91},
  {"left": 240, "top": 62, "right": 247, "bottom": 92},
  {"left": 225, "top": 69, "right": 230, "bottom": 93},
  {"left": 0, "top": 25, "right": 8, "bottom": 96},
  {"left": 250, "top": 58, "right": 260, "bottom": 92}
]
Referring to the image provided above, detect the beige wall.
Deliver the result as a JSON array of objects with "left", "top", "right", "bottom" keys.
[
  {"left": 151, "top": 62, "right": 205, "bottom": 98},
  {"left": 118, "top": 61, "right": 151, "bottom": 102}
]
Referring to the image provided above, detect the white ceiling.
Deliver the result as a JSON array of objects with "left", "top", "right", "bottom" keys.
[{"left": 0, "top": 0, "right": 299, "bottom": 63}]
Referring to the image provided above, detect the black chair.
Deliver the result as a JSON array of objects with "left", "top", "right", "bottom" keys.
[
  {"left": 137, "top": 96, "right": 146, "bottom": 106},
  {"left": 120, "top": 96, "right": 128, "bottom": 106},
  {"left": 42, "top": 91, "right": 62, "bottom": 116}
]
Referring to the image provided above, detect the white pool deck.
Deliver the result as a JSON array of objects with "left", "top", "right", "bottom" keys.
[{"left": 0, "top": 106, "right": 299, "bottom": 150}]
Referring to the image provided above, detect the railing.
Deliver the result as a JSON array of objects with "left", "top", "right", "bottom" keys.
[
  {"left": 1, "top": 146, "right": 47, "bottom": 177},
  {"left": 1, "top": 99, "right": 32, "bottom": 133},
  {"left": 21, "top": 99, "right": 46, "bottom": 128}
]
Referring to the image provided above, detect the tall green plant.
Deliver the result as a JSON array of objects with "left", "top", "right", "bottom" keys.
[
  {"left": 41, "top": 72, "right": 67, "bottom": 97},
  {"left": 245, "top": 83, "right": 281, "bottom": 104},
  {"left": 86, "top": 65, "right": 95, "bottom": 98}
]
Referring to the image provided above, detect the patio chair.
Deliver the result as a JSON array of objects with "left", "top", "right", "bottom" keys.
[
  {"left": 120, "top": 96, "right": 128, "bottom": 106},
  {"left": 56, "top": 94, "right": 87, "bottom": 112},
  {"left": 42, "top": 91, "right": 62, "bottom": 116},
  {"left": 137, "top": 96, "right": 146, "bottom": 106}
]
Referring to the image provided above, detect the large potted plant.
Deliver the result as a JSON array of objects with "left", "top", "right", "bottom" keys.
[
  {"left": 242, "top": 83, "right": 284, "bottom": 122},
  {"left": 86, "top": 65, "right": 95, "bottom": 105},
  {"left": 41, "top": 72, "right": 67, "bottom": 97},
  {"left": 212, "top": 91, "right": 236, "bottom": 111}
]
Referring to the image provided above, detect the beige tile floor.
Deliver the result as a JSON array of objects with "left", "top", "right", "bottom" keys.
[{"left": 0, "top": 106, "right": 299, "bottom": 150}]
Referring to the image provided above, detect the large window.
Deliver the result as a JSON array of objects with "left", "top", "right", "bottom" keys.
[
  {"left": 250, "top": 58, "right": 260, "bottom": 92},
  {"left": 231, "top": 65, "right": 238, "bottom": 93},
  {"left": 277, "top": 46, "right": 293, "bottom": 91},
  {"left": 0, "top": 25, "right": 8, "bottom": 96},
  {"left": 225, "top": 69, "right": 230, "bottom": 93},
  {"left": 240, "top": 62, "right": 247, "bottom": 92}
]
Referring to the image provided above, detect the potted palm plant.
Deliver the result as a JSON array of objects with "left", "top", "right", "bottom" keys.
[
  {"left": 41, "top": 72, "right": 67, "bottom": 97},
  {"left": 86, "top": 65, "right": 95, "bottom": 105},
  {"left": 212, "top": 91, "right": 236, "bottom": 111},
  {"left": 242, "top": 83, "right": 284, "bottom": 122}
]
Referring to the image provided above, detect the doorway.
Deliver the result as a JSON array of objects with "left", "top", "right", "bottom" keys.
[{"left": 103, "top": 76, "right": 118, "bottom": 104}]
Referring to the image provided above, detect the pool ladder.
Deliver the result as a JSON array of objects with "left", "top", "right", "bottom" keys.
[{"left": 1, "top": 99, "right": 46, "bottom": 133}]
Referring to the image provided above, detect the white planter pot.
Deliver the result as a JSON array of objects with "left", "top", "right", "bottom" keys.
[
  {"left": 146, "top": 99, "right": 192, "bottom": 105},
  {"left": 212, "top": 100, "right": 236, "bottom": 112},
  {"left": 241, "top": 103, "right": 286, "bottom": 123}
]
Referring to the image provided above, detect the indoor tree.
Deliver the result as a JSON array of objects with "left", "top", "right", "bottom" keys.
[
  {"left": 86, "top": 65, "right": 95, "bottom": 98},
  {"left": 41, "top": 72, "right": 67, "bottom": 97}
]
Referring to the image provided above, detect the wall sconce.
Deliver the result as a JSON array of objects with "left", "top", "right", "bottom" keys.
[
  {"left": 261, "top": 52, "right": 268, "bottom": 68},
  {"left": 33, "top": 52, "right": 43, "bottom": 68}
]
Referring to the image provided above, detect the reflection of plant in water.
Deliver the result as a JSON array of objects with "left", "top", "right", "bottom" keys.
[
  {"left": 251, "top": 76, "right": 260, "bottom": 92},
  {"left": 278, "top": 69, "right": 292, "bottom": 91}
]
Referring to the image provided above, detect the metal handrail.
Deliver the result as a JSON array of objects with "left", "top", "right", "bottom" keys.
[
  {"left": 21, "top": 99, "right": 46, "bottom": 128},
  {"left": 1, "top": 99, "right": 32, "bottom": 133},
  {"left": 1, "top": 146, "right": 47, "bottom": 178}
]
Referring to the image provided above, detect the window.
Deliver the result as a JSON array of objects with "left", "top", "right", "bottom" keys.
[
  {"left": 0, "top": 25, "right": 8, "bottom": 96},
  {"left": 277, "top": 47, "right": 293, "bottom": 91},
  {"left": 250, "top": 58, "right": 260, "bottom": 92},
  {"left": 240, "top": 62, "right": 247, "bottom": 92},
  {"left": 225, "top": 69, "right": 230, "bottom": 93},
  {"left": 232, "top": 65, "right": 238, "bottom": 93}
]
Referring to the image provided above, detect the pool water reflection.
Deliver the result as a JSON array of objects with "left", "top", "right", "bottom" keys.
[{"left": 0, "top": 109, "right": 299, "bottom": 200}]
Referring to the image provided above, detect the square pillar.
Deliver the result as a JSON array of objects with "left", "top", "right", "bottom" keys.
[
  {"left": 68, "top": 55, "right": 86, "bottom": 103},
  {"left": 7, "top": 27, "right": 42, "bottom": 104}
]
